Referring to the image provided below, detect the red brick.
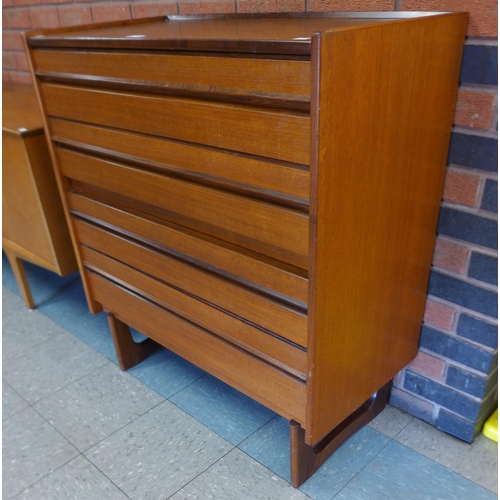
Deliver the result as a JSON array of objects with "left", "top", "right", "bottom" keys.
[
  {"left": 3, "top": 52, "right": 18, "bottom": 71},
  {"left": 92, "top": 3, "right": 131, "bottom": 23},
  {"left": 3, "top": 0, "right": 15, "bottom": 7},
  {"left": 3, "top": 32, "right": 25, "bottom": 51},
  {"left": 401, "top": 0, "right": 497, "bottom": 37},
  {"left": 424, "top": 299, "right": 456, "bottom": 331},
  {"left": 238, "top": 0, "right": 304, "bottom": 13},
  {"left": 131, "top": 2, "right": 177, "bottom": 18},
  {"left": 178, "top": 0, "right": 235, "bottom": 15},
  {"left": 310, "top": 0, "right": 393, "bottom": 12},
  {"left": 3, "top": 72, "right": 12, "bottom": 85},
  {"left": 3, "top": 8, "right": 32, "bottom": 29},
  {"left": 432, "top": 238, "right": 469, "bottom": 274},
  {"left": 443, "top": 170, "right": 481, "bottom": 207},
  {"left": 58, "top": 5, "right": 92, "bottom": 26},
  {"left": 408, "top": 352, "right": 446, "bottom": 380},
  {"left": 43, "top": 0, "right": 71, "bottom": 5},
  {"left": 16, "top": 0, "right": 43, "bottom": 6},
  {"left": 29, "top": 6, "right": 60, "bottom": 28},
  {"left": 454, "top": 90, "right": 495, "bottom": 130},
  {"left": 10, "top": 71, "right": 33, "bottom": 84}
]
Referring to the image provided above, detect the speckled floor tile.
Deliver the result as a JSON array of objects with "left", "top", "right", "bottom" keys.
[
  {"left": 335, "top": 440, "right": 496, "bottom": 500},
  {"left": 3, "top": 331, "right": 109, "bottom": 404},
  {"left": 367, "top": 404, "right": 413, "bottom": 438},
  {"left": 171, "top": 448, "right": 311, "bottom": 499},
  {"left": 2, "top": 381, "right": 29, "bottom": 421},
  {"left": 11, "top": 456, "right": 130, "bottom": 500},
  {"left": 3, "top": 407, "right": 79, "bottom": 499},
  {"left": 2, "top": 307, "right": 65, "bottom": 361},
  {"left": 299, "top": 426, "right": 391, "bottom": 500},
  {"left": 395, "top": 418, "right": 498, "bottom": 493},
  {"left": 170, "top": 374, "right": 276, "bottom": 445},
  {"left": 34, "top": 363, "right": 164, "bottom": 451},
  {"left": 2, "top": 288, "right": 25, "bottom": 318},
  {"left": 238, "top": 414, "right": 291, "bottom": 481},
  {"left": 85, "top": 400, "right": 233, "bottom": 500},
  {"left": 128, "top": 347, "right": 205, "bottom": 399}
]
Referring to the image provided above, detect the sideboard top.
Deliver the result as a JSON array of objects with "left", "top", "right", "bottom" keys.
[
  {"left": 3, "top": 83, "right": 44, "bottom": 136},
  {"left": 26, "top": 12, "right": 458, "bottom": 55}
]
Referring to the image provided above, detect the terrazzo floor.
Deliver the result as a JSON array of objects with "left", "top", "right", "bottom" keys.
[{"left": 2, "top": 254, "right": 498, "bottom": 499}]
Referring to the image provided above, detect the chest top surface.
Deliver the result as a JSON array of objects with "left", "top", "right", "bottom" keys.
[{"left": 27, "top": 12, "right": 445, "bottom": 54}]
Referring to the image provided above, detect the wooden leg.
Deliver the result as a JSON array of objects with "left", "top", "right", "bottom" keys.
[
  {"left": 290, "top": 381, "right": 392, "bottom": 488},
  {"left": 4, "top": 248, "right": 35, "bottom": 309},
  {"left": 107, "top": 313, "right": 161, "bottom": 370}
]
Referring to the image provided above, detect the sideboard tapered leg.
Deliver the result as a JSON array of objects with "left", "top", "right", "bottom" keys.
[
  {"left": 4, "top": 248, "right": 34, "bottom": 309},
  {"left": 290, "top": 381, "right": 392, "bottom": 488},
  {"left": 107, "top": 312, "right": 161, "bottom": 370}
]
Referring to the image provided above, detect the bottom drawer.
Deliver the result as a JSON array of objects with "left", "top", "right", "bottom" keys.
[{"left": 88, "top": 271, "right": 307, "bottom": 424}]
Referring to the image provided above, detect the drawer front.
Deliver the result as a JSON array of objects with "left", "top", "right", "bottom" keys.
[
  {"left": 34, "top": 50, "right": 312, "bottom": 99},
  {"left": 42, "top": 83, "right": 310, "bottom": 164},
  {"left": 50, "top": 118, "right": 310, "bottom": 202},
  {"left": 68, "top": 193, "right": 309, "bottom": 305},
  {"left": 88, "top": 271, "right": 307, "bottom": 423},
  {"left": 75, "top": 219, "right": 308, "bottom": 347},
  {"left": 82, "top": 245, "right": 307, "bottom": 376},
  {"left": 59, "top": 147, "right": 309, "bottom": 268}
]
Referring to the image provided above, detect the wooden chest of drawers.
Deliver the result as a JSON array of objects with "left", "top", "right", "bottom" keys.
[
  {"left": 25, "top": 12, "right": 467, "bottom": 486},
  {"left": 3, "top": 83, "right": 78, "bottom": 308}
]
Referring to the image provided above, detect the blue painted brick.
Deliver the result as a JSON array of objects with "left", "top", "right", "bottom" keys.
[
  {"left": 437, "top": 388, "right": 498, "bottom": 443},
  {"left": 457, "top": 314, "right": 498, "bottom": 349},
  {"left": 389, "top": 388, "right": 435, "bottom": 425},
  {"left": 481, "top": 180, "right": 498, "bottom": 213},
  {"left": 448, "top": 133, "right": 498, "bottom": 172},
  {"left": 468, "top": 252, "right": 498, "bottom": 286},
  {"left": 420, "top": 326, "right": 496, "bottom": 374},
  {"left": 446, "top": 366, "right": 496, "bottom": 398},
  {"left": 428, "top": 271, "right": 498, "bottom": 318},
  {"left": 438, "top": 208, "right": 497, "bottom": 249},
  {"left": 460, "top": 45, "right": 498, "bottom": 86},
  {"left": 437, "top": 409, "right": 483, "bottom": 443},
  {"left": 404, "top": 372, "right": 482, "bottom": 421}
]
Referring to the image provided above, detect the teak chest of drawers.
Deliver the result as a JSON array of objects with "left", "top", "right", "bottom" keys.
[{"left": 25, "top": 12, "right": 467, "bottom": 486}]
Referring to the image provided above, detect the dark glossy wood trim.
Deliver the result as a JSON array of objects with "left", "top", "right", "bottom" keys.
[
  {"left": 88, "top": 259, "right": 308, "bottom": 380},
  {"left": 35, "top": 72, "right": 311, "bottom": 112},
  {"left": 290, "top": 381, "right": 392, "bottom": 488},
  {"left": 74, "top": 210, "right": 308, "bottom": 314},
  {"left": 54, "top": 139, "right": 309, "bottom": 212}
]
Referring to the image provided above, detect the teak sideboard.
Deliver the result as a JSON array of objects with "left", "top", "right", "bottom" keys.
[
  {"left": 24, "top": 12, "right": 467, "bottom": 486},
  {"left": 3, "top": 83, "right": 78, "bottom": 309}
]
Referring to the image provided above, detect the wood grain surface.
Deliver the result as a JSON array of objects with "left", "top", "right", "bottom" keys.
[{"left": 305, "top": 13, "right": 467, "bottom": 445}]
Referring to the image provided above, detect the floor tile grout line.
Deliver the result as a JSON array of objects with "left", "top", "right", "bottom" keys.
[
  {"left": 79, "top": 398, "right": 168, "bottom": 455},
  {"left": 165, "top": 446, "right": 237, "bottom": 498},
  {"left": 388, "top": 437, "right": 499, "bottom": 495},
  {"left": 24, "top": 357, "right": 112, "bottom": 408},
  {"left": 7, "top": 405, "right": 84, "bottom": 498},
  {"left": 391, "top": 416, "right": 498, "bottom": 492},
  {"left": 330, "top": 432, "right": 396, "bottom": 500}
]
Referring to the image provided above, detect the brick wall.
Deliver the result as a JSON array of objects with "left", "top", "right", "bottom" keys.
[{"left": 3, "top": 0, "right": 498, "bottom": 442}]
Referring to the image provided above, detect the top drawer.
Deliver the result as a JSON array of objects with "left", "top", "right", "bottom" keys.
[{"left": 32, "top": 50, "right": 312, "bottom": 104}]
